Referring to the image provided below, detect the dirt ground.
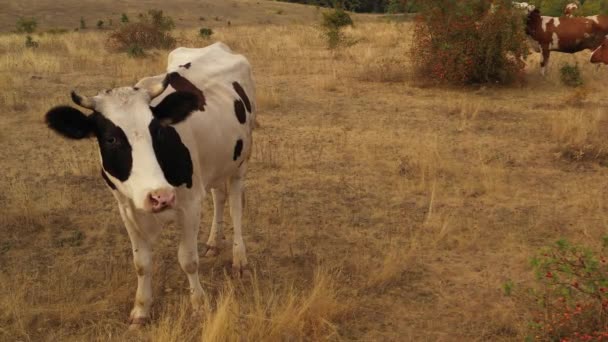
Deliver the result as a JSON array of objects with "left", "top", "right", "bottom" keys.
[{"left": 3, "top": 1, "right": 608, "bottom": 341}]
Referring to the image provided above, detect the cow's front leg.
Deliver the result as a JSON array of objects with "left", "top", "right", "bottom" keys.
[
  {"left": 204, "top": 185, "right": 227, "bottom": 257},
  {"left": 177, "top": 200, "right": 204, "bottom": 309},
  {"left": 119, "top": 204, "right": 159, "bottom": 329},
  {"left": 228, "top": 176, "right": 249, "bottom": 277}
]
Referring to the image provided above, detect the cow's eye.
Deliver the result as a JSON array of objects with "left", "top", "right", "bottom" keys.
[{"left": 105, "top": 136, "right": 117, "bottom": 145}]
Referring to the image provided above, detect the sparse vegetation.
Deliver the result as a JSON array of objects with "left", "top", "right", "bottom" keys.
[
  {"left": 560, "top": 63, "right": 584, "bottom": 87},
  {"left": 24, "top": 35, "right": 38, "bottom": 48},
  {"left": 5, "top": 2, "right": 608, "bottom": 340},
  {"left": 80, "top": 17, "right": 86, "bottom": 29},
  {"left": 15, "top": 17, "right": 37, "bottom": 34},
  {"left": 121, "top": 13, "right": 129, "bottom": 23},
  {"left": 514, "top": 239, "right": 608, "bottom": 340},
  {"left": 321, "top": 8, "right": 353, "bottom": 49},
  {"left": 199, "top": 27, "right": 214, "bottom": 38},
  {"left": 96, "top": 20, "right": 104, "bottom": 29},
  {"left": 106, "top": 9, "right": 176, "bottom": 54}
]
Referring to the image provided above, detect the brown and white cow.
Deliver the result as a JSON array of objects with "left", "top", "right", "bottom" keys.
[
  {"left": 525, "top": 9, "right": 608, "bottom": 75},
  {"left": 590, "top": 35, "right": 608, "bottom": 64},
  {"left": 564, "top": 3, "right": 579, "bottom": 18},
  {"left": 44, "top": 42, "right": 256, "bottom": 328}
]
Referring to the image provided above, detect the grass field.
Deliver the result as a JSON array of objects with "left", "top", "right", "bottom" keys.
[{"left": 3, "top": 1, "right": 608, "bottom": 341}]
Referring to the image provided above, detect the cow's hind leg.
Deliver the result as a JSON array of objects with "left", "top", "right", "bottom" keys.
[
  {"left": 228, "top": 174, "right": 249, "bottom": 277},
  {"left": 204, "top": 184, "right": 227, "bottom": 257},
  {"left": 177, "top": 199, "right": 204, "bottom": 309}
]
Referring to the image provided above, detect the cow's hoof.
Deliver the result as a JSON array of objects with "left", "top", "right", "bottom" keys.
[
  {"left": 232, "top": 264, "right": 252, "bottom": 279},
  {"left": 203, "top": 244, "right": 220, "bottom": 257},
  {"left": 128, "top": 316, "right": 149, "bottom": 330}
]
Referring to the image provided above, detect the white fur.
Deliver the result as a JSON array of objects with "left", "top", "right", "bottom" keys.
[{"left": 551, "top": 32, "right": 560, "bottom": 49}]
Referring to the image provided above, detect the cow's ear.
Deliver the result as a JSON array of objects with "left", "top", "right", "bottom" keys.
[
  {"left": 151, "top": 91, "right": 198, "bottom": 125},
  {"left": 45, "top": 106, "right": 93, "bottom": 139}
]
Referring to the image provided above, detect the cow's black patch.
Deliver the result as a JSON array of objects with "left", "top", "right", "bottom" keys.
[
  {"left": 233, "top": 139, "right": 243, "bottom": 161},
  {"left": 234, "top": 100, "right": 246, "bottom": 124},
  {"left": 45, "top": 106, "right": 93, "bottom": 139},
  {"left": 91, "top": 112, "right": 133, "bottom": 182},
  {"left": 232, "top": 81, "right": 251, "bottom": 113},
  {"left": 149, "top": 119, "right": 193, "bottom": 188},
  {"left": 101, "top": 169, "right": 116, "bottom": 190},
  {"left": 179, "top": 62, "right": 191, "bottom": 69},
  {"left": 151, "top": 91, "right": 198, "bottom": 125},
  {"left": 167, "top": 72, "right": 206, "bottom": 111}
]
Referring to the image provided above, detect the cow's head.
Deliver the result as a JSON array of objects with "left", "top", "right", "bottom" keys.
[
  {"left": 512, "top": 2, "right": 535, "bottom": 13},
  {"left": 591, "top": 36, "right": 608, "bottom": 64},
  {"left": 45, "top": 74, "right": 199, "bottom": 213}
]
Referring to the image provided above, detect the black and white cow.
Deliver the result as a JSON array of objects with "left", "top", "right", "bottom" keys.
[{"left": 44, "top": 42, "right": 256, "bottom": 328}]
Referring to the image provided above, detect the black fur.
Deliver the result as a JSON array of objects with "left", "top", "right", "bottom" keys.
[
  {"left": 151, "top": 91, "right": 199, "bottom": 125},
  {"left": 90, "top": 112, "right": 133, "bottom": 182},
  {"left": 232, "top": 81, "right": 251, "bottom": 113},
  {"left": 149, "top": 119, "right": 193, "bottom": 188},
  {"left": 45, "top": 106, "right": 93, "bottom": 139},
  {"left": 234, "top": 99, "right": 247, "bottom": 124},
  {"left": 233, "top": 139, "right": 243, "bottom": 161}
]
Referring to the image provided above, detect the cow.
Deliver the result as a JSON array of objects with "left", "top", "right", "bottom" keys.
[
  {"left": 525, "top": 9, "right": 608, "bottom": 75},
  {"left": 564, "top": 3, "right": 579, "bottom": 18},
  {"left": 44, "top": 42, "right": 256, "bottom": 328},
  {"left": 590, "top": 35, "right": 608, "bottom": 64}
]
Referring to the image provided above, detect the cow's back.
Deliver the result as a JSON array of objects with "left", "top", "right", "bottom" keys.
[{"left": 146, "top": 43, "right": 256, "bottom": 191}]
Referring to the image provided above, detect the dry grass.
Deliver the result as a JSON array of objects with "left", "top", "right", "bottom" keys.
[{"left": 4, "top": 5, "right": 608, "bottom": 341}]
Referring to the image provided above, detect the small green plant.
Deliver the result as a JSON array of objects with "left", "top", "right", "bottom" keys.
[
  {"left": 519, "top": 239, "right": 608, "bottom": 340},
  {"left": 126, "top": 44, "right": 145, "bottom": 58},
  {"left": 121, "top": 13, "right": 129, "bottom": 23},
  {"left": 16, "top": 17, "right": 37, "bottom": 33},
  {"left": 321, "top": 8, "right": 353, "bottom": 49},
  {"left": 97, "top": 20, "right": 104, "bottom": 29},
  {"left": 144, "top": 9, "right": 175, "bottom": 31},
  {"left": 199, "top": 27, "right": 213, "bottom": 38},
  {"left": 80, "top": 17, "right": 86, "bottom": 29},
  {"left": 25, "top": 35, "right": 39, "bottom": 48},
  {"left": 560, "top": 63, "right": 584, "bottom": 87}
]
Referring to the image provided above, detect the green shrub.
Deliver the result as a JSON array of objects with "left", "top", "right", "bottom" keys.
[
  {"left": 97, "top": 20, "right": 104, "bottom": 29},
  {"left": 25, "top": 35, "right": 39, "bottom": 48},
  {"left": 520, "top": 239, "right": 608, "bottom": 340},
  {"left": 411, "top": 0, "right": 529, "bottom": 85},
  {"left": 80, "top": 17, "right": 86, "bottom": 29},
  {"left": 322, "top": 8, "right": 353, "bottom": 30},
  {"left": 560, "top": 63, "right": 583, "bottom": 87},
  {"left": 126, "top": 44, "right": 146, "bottom": 58},
  {"left": 107, "top": 10, "right": 176, "bottom": 53},
  {"left": 199, "top": 27, "right": 214, "bottom": 38},
  {"left": 121, "top": 13, "right": 129, "bottom": 23},
  {"left": 16, "top": 17, "right": 37, "bottom": 33}
]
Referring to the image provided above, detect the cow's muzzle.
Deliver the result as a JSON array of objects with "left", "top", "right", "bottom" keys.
[{"left": 147, "top": 188, "right": 176, "bottom": 213}]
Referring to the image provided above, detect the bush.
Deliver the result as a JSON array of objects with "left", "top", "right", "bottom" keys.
[
  {"left": 126, "top": 44, "right": 146, "bottom": 58},
  {"left": 411, "top": 0, "right": 529, "bottom": 85},
  {"left": 560, "top": 63, "right": 583, "bottom": 87},
  {"left": 97, "top": 20, "right": 104, "bottom": 29},
  {"left": 16, "top": 17, "right": 37, "bottom": 33},
  {"left": 321, "top": 8, "right": 354, "bottom": 49},
  {"left": 322, "top": 8, "right": 353, "bottom": 30},
  {"left": 25, "top": 35, "right": 39, "bottom": 48},
  {"left": 521, "top": 239, "right": 608, "bottom": 340},
  {"left": 121, "top": 13, "right": 129, "bottom": 23},
  {"left": 199, "top": 27, "right": 213, "bottom": 38},
  {"left": 106, "top": 10, "right": 176, "bottom": 53},
  {"left": 80, "top": 17, "right": 86, "bottom": 29}
]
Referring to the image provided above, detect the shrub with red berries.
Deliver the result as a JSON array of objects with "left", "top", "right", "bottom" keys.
[
  {"left": 516, "top": 238, "right": 608, "bottom": 340},
  {"left": 411, "top": 0, "right": 529, "bottom": 85}
]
